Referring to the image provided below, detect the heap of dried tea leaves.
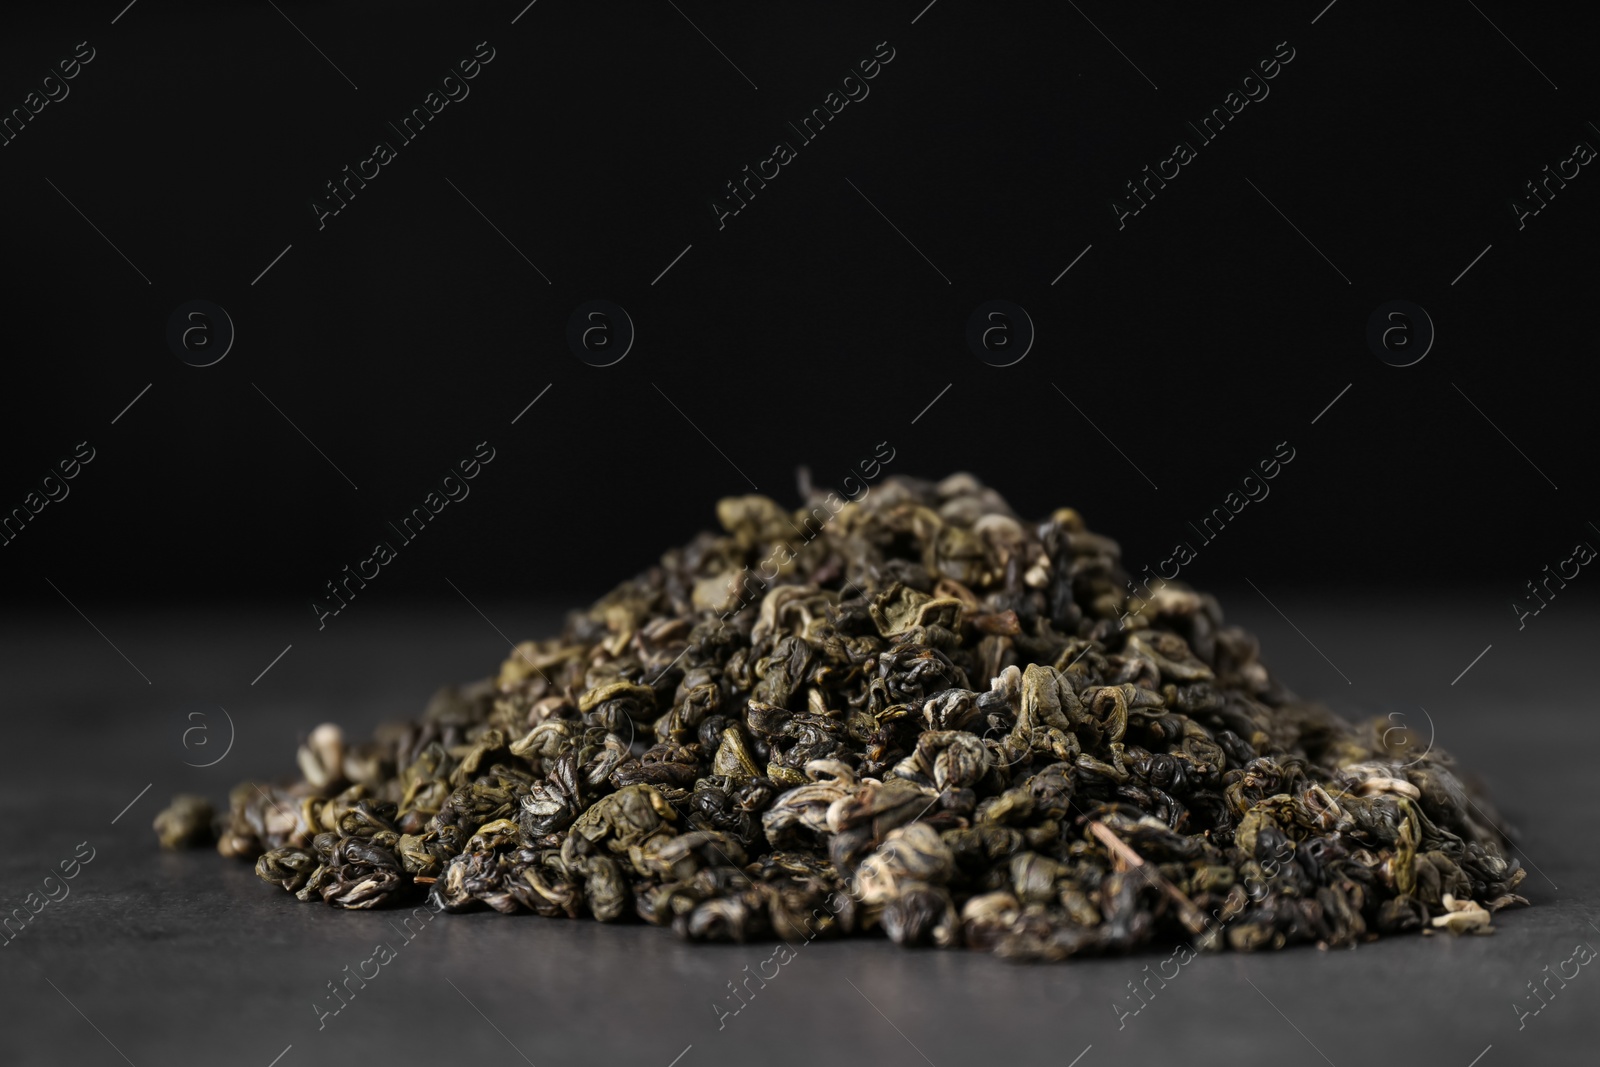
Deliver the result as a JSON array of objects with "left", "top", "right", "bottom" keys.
[{"left": 169, "top": 474, "right": 1529, "bottom": 958}]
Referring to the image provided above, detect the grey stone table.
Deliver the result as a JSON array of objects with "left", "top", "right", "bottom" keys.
[{"left": 1, "top": 598, "right": 1594, "bottom": 1067}]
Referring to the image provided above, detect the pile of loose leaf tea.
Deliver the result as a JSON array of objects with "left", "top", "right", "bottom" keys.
[{"left": 169, "top": 473, "right": 1529, "bottom": 958}]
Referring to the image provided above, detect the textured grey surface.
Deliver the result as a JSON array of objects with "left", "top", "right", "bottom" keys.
[{"left": 0, "top": 599, "right": 1595, "bottom": 1067}]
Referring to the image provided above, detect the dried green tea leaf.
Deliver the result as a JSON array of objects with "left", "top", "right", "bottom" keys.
[
  {"left": 153, "top": 794, "right": 215, "bottom": 851},
  {"left": 187, "top": 474, "right": 1528, "bottom": 959}
]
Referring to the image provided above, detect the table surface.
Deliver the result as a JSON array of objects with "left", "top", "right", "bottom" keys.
[{"left": 1, "top": 597, "right": 1594, "bottom": 1067}]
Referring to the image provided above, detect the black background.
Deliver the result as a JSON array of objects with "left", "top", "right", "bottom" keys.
[{"left": 1, "top": 1, "right": 1593, "bottom": 622}]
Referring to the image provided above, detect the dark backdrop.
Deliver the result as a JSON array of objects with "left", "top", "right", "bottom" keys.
[{"left": 1, "top": 1, "right": 1592, "bottom": 628}]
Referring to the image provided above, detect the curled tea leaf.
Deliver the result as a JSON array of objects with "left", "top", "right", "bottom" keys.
[
  {"left": 199, "top": 473, "right": 1528, "bottom": 962},
  {"left": 153, "top": 794, "right": 215, "bottom": 851}
]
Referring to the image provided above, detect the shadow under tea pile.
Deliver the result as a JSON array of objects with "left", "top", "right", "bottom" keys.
[{"left": 199, "top": 475, "right": 1529, "bottom": 958}]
